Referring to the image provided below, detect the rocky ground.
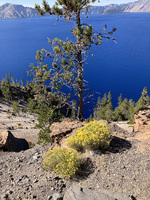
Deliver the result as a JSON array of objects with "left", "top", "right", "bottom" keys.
[
  {"left": 0, "top": 102, "right": 150, "bottom": 200},
  {"left": 0, "top": 102, "right": 38, "bottom": 143},
  {"left": 0, "top": 144, "right": 71, "bottom": 200}
]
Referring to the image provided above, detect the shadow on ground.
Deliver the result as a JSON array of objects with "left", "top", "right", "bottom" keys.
[
  {"left": 106, "top": 136, "right": 132, "bottom": 153},
  {"left": 74, "top": 157, "right": 95, "bottom": 181},
  {"left": 73, "top": 137, "right": 132, "bottom": 180}
]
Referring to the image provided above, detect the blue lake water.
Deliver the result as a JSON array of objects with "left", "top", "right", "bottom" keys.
[{"left": 0, "top": 13, "right": 150, "bottom": 117}]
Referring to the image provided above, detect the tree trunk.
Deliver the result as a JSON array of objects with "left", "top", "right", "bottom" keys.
[{"left": 76, "top": 10, "right": 83, "bottom": 121}]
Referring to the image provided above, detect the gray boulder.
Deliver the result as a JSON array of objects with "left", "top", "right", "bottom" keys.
[
  {"left": 52, "top": 192, "right": 63, "bottom": 200},
  {"left": 64, "top": 184, "right": 133, "bottom": 200}
]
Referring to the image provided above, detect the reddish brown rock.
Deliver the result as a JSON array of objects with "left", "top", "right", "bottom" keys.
[
  {"left": 50, "top": 121, "right": 86, "bottom": 144},
  {"left": 0, "top": 130, "right": 16, "bottom": 151},
  {"left": 134, "top": 106, "right": 150, "bottom": 132},
  {"left": 0, "top": 130, "right": 29, "bottom": 152}
]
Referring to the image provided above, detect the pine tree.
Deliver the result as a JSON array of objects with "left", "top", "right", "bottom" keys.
[
  {"left": 105, "top": 92, "right": 113, "bottom": 121},
  {"left": 94, "top": 92, "right": 113, "bottom": 121},
  {"left": 134, "top": 87, "right": 150, "bottom": 113},
  {"left": 1, "top": 75, "right": 13, "bottom": 100},
  {"left": 128, "top": 99, "right": 135, "bottom": 123},
  {"left": 34, "top": 0, "right": 116, "bottom": 121},
  {"left": 9, "top": 72, "right": 15, "bottom": 86},
  {"left": 118, "top": 93, "right": 122, "bottom": 106},
  {"left": 141, "top": 87, "right": 150, "bottom": 105}
]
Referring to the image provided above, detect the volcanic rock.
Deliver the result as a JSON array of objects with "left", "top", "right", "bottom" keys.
[
  {"left": 63, "top": 184, "right": 132, "bottom": 200},
  {"left": 134, "top": 106, "right": 150, "bottom": 132},
  {"left": 50, "top": 121, "right": 86, "bottom": 144},
  {"left": 0, "top": 130, "right": 29, "bottom": 152}
]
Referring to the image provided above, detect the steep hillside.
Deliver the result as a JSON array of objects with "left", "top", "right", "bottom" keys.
[
  {"left": 124, "top": 0, "right": 150, "bottom": 12},
  {"left": 87, "top": 0, "right": 150, "bottom": 14},
  {"left": 0, "top": 3, "right": 39, "bottom": 19}
]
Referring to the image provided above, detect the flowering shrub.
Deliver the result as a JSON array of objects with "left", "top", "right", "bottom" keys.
[
  {"left": 43, "top": 147, "right": 81, "bottom": 179},
  {"left": 23, "top": 199, "right": 31, "bottom": 200},
  {"left": 67, "top": 121, "right": 112, "bottom": 151}
]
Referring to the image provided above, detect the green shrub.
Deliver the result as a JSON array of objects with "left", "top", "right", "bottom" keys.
[
  {"left": 43, "top": 147, "right": 81, "bottom": 179},
  {"left": 67, "top": 121, "right": 112, "bottom": 151},
  {"left": 28, "top": 98, "right": 37, "bottom": 113},
  {"left": 36, "top": 103, "right": 61, "bottom": 145},
  {"left": 12, "top": 101, "right": 20, "bottom": 115}
]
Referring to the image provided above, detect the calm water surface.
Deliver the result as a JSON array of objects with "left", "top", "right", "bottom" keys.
[{"left": 0, "top": 13, "right": 150, "bottom": 116}]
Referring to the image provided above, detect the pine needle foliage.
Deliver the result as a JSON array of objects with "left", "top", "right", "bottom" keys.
[
  {"left": 94, "top": 87, "right": 150, "bottom": 123},
  {"left": 0, "top": 75, "right": 14, "bottom": 100},
  {"left": 34, "top": 0, "right": 117, "bottom": 121}
]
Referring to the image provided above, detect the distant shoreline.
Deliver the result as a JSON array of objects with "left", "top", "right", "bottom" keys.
[{"left": 0, "top": 0, "right": 150, "bottom": 19}]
